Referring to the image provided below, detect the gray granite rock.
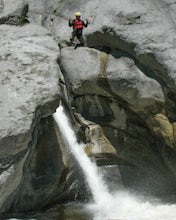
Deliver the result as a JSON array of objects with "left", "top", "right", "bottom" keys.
[
  {"left": 1, "top": 0, "right": 176, "bottom": 214},
  {"left": 0, "top": 23, "right": 61, "bottom": 212}
]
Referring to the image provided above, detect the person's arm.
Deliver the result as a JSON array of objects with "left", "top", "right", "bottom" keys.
[
  {"left": 68, "top": 18, "right": 74, "bottom": 27},
  {"left": 83, "top": 19, "right": 89, "bottom": 27}
]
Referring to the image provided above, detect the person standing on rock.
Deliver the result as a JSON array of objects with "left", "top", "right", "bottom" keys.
[{"left": 68, "top": 12, "right": 88, "bottom": 49}]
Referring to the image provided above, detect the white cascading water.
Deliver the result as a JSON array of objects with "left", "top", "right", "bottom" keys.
[
  {"left": 53, "top": 105, "right": 176, "bottom": 220},
  {"left": 53, "top": 105, "right": 112, "bottom": 206}
]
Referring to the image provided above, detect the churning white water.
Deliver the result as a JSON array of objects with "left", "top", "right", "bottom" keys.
[{"left": 53, "top": 105, "right": 176, "bottom": 220}]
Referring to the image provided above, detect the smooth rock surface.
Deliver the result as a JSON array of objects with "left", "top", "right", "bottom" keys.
[{"left": 0, "top": 23, "right": 61, "bottom": 212}]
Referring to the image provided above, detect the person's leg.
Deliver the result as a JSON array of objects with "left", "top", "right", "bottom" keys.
[
  {"left": 70, "top": 29, "right": 76, "bottom": 44},
  {"left": 76, "top": 29, "right": 84, "bottom": 46},
  {"left": 78, "top": 35, "right": 84, "bottom": 46},
  {"left": 74, "top": 34, "right": 84, "bottom": 49}
]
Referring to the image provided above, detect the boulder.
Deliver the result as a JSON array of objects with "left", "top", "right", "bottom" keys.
[
  {"left": 0, "top": 24, "right": 61, "bottom": 212},
  {"left": 60, "top": 47, "right": 164, "bottom": 115}
]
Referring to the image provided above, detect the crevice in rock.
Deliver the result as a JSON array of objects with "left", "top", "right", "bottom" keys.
[
  {"left": 57, "top": 56, "right": 75, "bottom": 108},
  {"left": 87, "top": 37, "right": 166, "bottom": 88},
  {"left": 86, "top": 28, "right": 172, "bottom": 89},
  {"left": 0, "top": 4, "right": 29, "bottom": 26},
  {"left": 0, "top": 149, "right": 28, "bottom": 174},
  {"left": 86, "top": 30, "right": 176, "bottom": 123}
]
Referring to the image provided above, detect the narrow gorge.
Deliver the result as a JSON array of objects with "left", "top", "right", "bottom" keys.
[{"left": 1, "top": 0, "right": 176, "bottom": 219}]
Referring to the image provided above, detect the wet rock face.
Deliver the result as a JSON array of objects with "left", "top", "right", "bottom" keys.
[
  {"left": 59, "top": 47, "right": 176, "bottom": 195},
  {"left": 3, "top": 117, "right": 65, "bottom": 212}
]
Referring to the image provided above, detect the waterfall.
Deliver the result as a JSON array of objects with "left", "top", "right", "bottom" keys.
[
  {"left": 53, "top": 105, "right": 112, "bottom": 206},
  {"left": 53, "top": 105, "right": 176, "bottom": 220}
]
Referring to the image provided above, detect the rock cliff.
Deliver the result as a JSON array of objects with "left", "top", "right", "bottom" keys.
[{"left": 1, "top": 0, "right": 176, "bottom": 215}]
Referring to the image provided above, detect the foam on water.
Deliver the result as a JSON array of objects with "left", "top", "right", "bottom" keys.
[
  {"left": 7, "top": 219, "right": 36, "bottom": 220},
  {"left": 88, "top": 191, "right": 176, "bottom": 220},
  {"left": 53, "top": 105, "right": 176, "bottom": 220}
]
